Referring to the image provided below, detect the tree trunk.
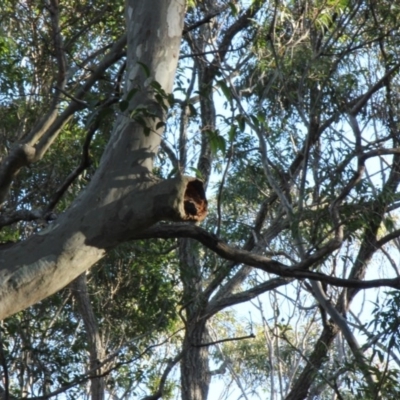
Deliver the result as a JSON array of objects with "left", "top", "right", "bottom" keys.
[
  {"left": 181, "top": 321, "right": 211, "bottom": 400},
  {"left": 0, "top": 0, "right": 206, "bottom": 320},
  {"left": 71, "top": 274, "right": 106, "bottom": 400},
  {"left": 179, "top": 238, "right": 211, "bottom": 400}
]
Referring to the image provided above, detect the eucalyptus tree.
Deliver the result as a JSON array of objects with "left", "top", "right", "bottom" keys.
[{"left": 2, "top": 0, "right": 400, "bottom": 399}]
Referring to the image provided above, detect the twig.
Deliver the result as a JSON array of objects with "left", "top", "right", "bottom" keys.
[
  {"left": 53, "top": 86, "right": 88, "bottom": 106},
  {"left": 45, "top": 98, "right": 118, "bottom": 213},
  {"left": 183, "top": 11, "right": 223, "bottom": 34},
  {"left": 193, "top": 333, "right": 255, "bottom": 348},
  {"left": 45, "top": 121, "right": 98, "bottom": 212}
]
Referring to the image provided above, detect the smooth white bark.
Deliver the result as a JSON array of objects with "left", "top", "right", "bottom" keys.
[{"left": 0, "top": 0, "right": 196, "bottom": 320}]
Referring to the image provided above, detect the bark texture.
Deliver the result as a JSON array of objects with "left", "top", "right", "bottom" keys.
[
  {"left": 179, "top": 239, "right": 210, "bottom": 400},
  {"left": 0, "top": 0, "right": 203, "bottom": 320},
  {"left": 181, "top": 321, "right": 210, "bottom": 400}
]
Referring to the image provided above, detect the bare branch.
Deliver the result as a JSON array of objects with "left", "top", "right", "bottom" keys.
[
  {"left": 193, "top": 333, "right": 255, "bottom": 348},
  {"left": 207, "top": 277, "right": 291, "bottom": 316},
  {"left": 135, "top": 224, "right": 400, "bottom": 290},
  {"left": 183, "top": 10, "right": 223, "bottom": 34},
  {"left": 141, "top": 353, "right": 182, "bottom": 400}
]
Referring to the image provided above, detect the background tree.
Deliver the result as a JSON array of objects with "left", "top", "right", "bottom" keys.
[{"left": 2, "top": 0, "right": 400, "bottom": 399}]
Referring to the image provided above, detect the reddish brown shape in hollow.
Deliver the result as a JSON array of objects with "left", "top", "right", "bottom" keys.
[{"left": 184, "top": 179, "right": 208, "bottom": 221}]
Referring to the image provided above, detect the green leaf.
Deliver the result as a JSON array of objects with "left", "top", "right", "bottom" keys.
[
  {"left": 228, "top": 125, "right": 237, "bottom": 141},
  {"left": 206, "top": 130, "right": 226, "bottom": 155},
  {"left": 134, "top": 115, "right": 148, "bottom": 128},
  {"left": 250, "top": 114, "right": 259, "bottom": 128},
  {"left": 228, "top": 2, "right": 238, "bottom": 16},
  {"left": 126, "top": 88, "right": 139, "bottom": 101},
  {"left": 167, "top": 93, "right": 175, "bottom": 106},
  {"left": 150, "top": 80, "right": 163, "bottom": 92},
  {"left": 167, "top": 167, "right": 178, "bottom": 178},
  {"left": 119, "top": 100, "right": 129, "bottom": 112},
  {"left": 137, "top": 61, "right": 150, "bottom": 78},
  {"left": 155, "top": 94, "right": 169, "bottom": 112},
  {"left": 218, "top": 79, "right": 232, "bottom": 103},
  {"left": 189, "top": 167, "right": 204, "bottom": 179},
  {"left": 216, "top": 135, "right": 226, "bottom": 154},
  {"left": 236, "top": 115, "right": 246, "bottom": 132}
]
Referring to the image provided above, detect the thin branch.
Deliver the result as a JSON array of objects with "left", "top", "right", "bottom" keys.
[
  {"left": 281, "top": 327, "right": 346, "bottom": 400},
  {"left": 183, "top": 11, "right": 223, "bottom": 34},
  {"left": 53, "top": 86, "right": 88, "bottom": 106},
  {"left": 70, "top": 274, "right": 105, "bottom": 399},
  {"left": 309, "top": 281, "right": 377, "bottom": 390},
  {"left": 348, "top": 63, "right": 400, "bottom": 116},
  {"left": 64, "top": 5, "right": 112, "bottom": 52},
  {"left": 140, "top": 353, "right": 182, "bottom": 400},
  {"left": 33, "top": 34, "right": 126, "bottom": 160},
  {"left": 212, "top": 3, "right": 261, "bottom": 65},
  {"left": 179, "top": 45, "right": 246, "bottom": 60},
  {"left": 159, "top": 140, "right": 178, "bottom": 170},
  {"left": 193, "top": 333, "right": 255, "bottom": 348},
  {"left": 45, "top": 115, "right": 102, "bottom": 212},
  {"left": 216, "top": 142, "right": 233, "bottom": 236},
  {"left": 204, "top": 198, "right": 272, "bottom": 301},
  {"left": 207, "top": 277, "right": 292, "bottom": 316},
  {"left": 0, "top": 34, "right": 126, "bottom": 205}
]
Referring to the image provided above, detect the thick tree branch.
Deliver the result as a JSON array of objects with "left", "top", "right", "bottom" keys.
[
  {"left": 0, "top": 175, "right": 207, "bottom": 319},
  {"left": 136, "top": 224, "right": 400, "bottom": 290},
  {"left": 348, "top": 63, "right": 400, "bottom": 116},
  {"left": 207, "top": 277, "right": 292, "bottom": 317}
]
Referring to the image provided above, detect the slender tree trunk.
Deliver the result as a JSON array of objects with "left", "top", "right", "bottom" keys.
[
  {"left": 71, "top": 274, "right": 106, "bottom": 400},
  {"left": 179, "top": 238, "right": 211, "bottom": 400}
]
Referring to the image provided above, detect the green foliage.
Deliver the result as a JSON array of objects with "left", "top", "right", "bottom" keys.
[
  {"left": 2, "top": 292, "right": 87, "bottom": 396},
  {"left": 92, "top": 240, "right": 181, "bottom": 338}
]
